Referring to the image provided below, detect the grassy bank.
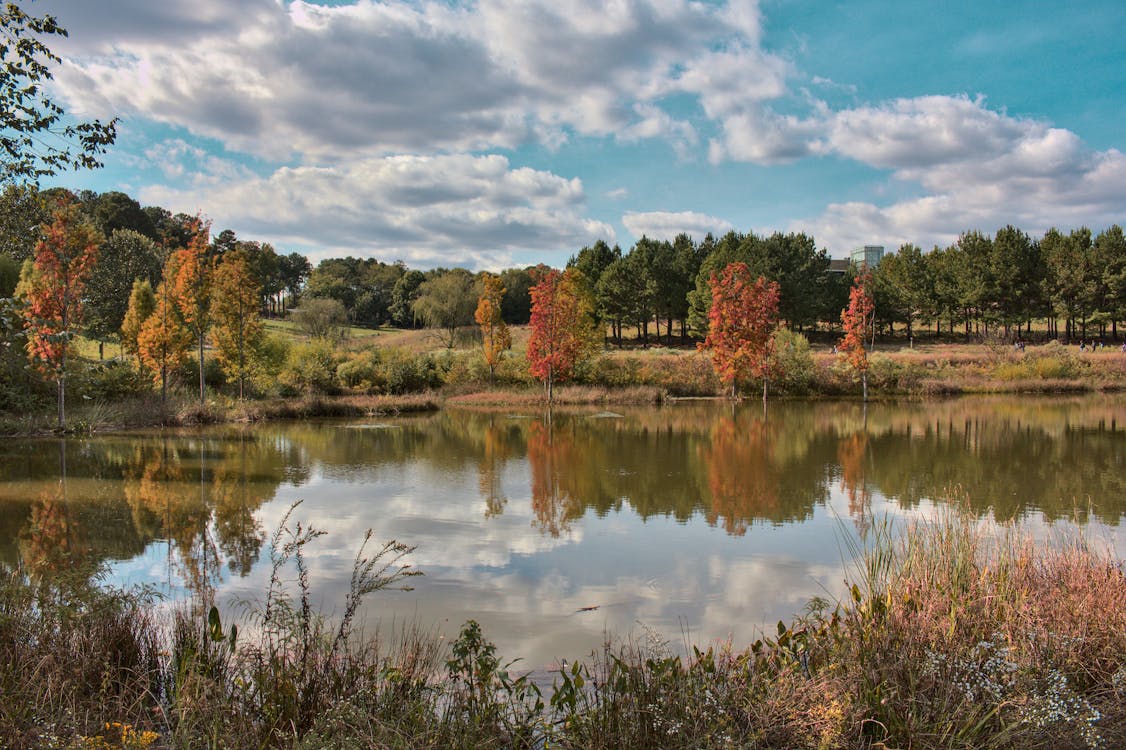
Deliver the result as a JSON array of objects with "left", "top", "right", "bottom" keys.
[
  {"left": 1, "top": 509, "right": 1122, "bottom": 749},
  {"left": 3, "top": 336, "right": 1126, "bottom": 436}
]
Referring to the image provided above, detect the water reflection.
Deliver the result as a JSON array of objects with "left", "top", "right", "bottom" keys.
[{"left": 0, "top": 395, "right": 1123, "bottom": 667}]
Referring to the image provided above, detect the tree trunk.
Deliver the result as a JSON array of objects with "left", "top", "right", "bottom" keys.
[
  {"left": 862, "top": 372, "right": 868, "bottom": 403},
  {"left": 57, "top": 376, "right": 65, "bottom": 433},
  {"left": 198, "top": 334, "right": 205, "bottom": 409}
]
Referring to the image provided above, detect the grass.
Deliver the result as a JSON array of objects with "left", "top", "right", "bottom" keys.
[{"left": 0, "top": 505, "right": 1121, "bottom": 749}]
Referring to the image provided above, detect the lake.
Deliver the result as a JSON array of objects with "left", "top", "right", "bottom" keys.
[{"left": 0, "top": 394, "right": 1123, "bottom": 671}]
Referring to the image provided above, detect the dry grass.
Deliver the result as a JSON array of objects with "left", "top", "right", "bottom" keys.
[{"left": 2, "top": 507, "right": 1121, "bottom": 749}]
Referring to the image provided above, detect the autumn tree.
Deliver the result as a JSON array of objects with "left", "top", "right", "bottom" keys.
[
  {"left": 527, "top": 268, "right": 599, "bottom": 403},
  {"left": 210, "top": 249, "right": 264, "bottom": 399},
  {"left": 170, "top": 220, "right": 212, "bottom": 407},
  {"left": 16, "top": 199, "right": 99, "bottom": 430},
  {"left": 120, "top": 278, "right": 155, "bottom": 360},
  {"left": 137, "top": 281, "right": 191, "bottom": 412},
  {"left": 474, "top": 272, "right": 510, "bottom": 379},
  {"left": 840, "top": 272, "right": 876, "bottom": 401},
  {"left": 700, "top": 262, "right": 781, "bottom": 402}
]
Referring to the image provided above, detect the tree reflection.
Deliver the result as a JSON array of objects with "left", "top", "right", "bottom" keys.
[
  {"left": 701, "top": 414, "right": 779, "bottom": 535},
  {"left": 477, "top": 417, "right": 513, "bottom": 519},
  {"left": 527, "top": 418, "right": 586, "bottom": 537},
  {"left": 837, "top": 430, "right": 872, "bottom": 536}
]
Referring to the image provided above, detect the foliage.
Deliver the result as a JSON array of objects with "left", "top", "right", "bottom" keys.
[
  {"left": 474, "top": 272, "right": 511, "bottom": 378},
  {"left": 168, "top": 220, "right": 212, "bottom": 405},
  {"left": 411, "top": 269, "right": 480, "bottom": 348},
  {"left": 84, "top": 229, "right": 161, "bottom": 347},
  {"left": 210, "top": 249, "right": 265, "bottom": 398},
  {"left": 136, "top": 281, "right": 191, "bottom": 404},
  {"left": 840, "top": 272, "right": 875, "bottom": 399},
  {"left": 771, "top": 328, "right": 815, "bottom": 395},
  {"left": 16, "top": 199, "right": 100, "bottom": 429},
  {"left": 527, "top": 268, "right": 600, "bottom": 401},
  {"left": 0, "top": 3, "right": 117, "bottom": 182},
  {"left": 278, "top": 339, "right": 344, "bottom": 396},
  {"left": 119, "top": 278, "right": 155, "bottom": 360},
  {"left": 291, "top": 296, "right": 348, "bottom": 341},
  {"left": 0, "top": 183, "right": 46, "bottom": 260},
  {"left": 700, "top": 261, "right": 781, "bottom": 399}
]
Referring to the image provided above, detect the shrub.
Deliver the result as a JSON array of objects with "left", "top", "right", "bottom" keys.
[
  {"left": 336, "top": 348, "right": 385, "bottom": 393},
  {"left": 278, "top": 339, "right": 344, "bottom": 396},
  {"left": 71, "top": 358, "right": 151, "bottom": 401},
  {"left": 772, "top": 329, "right": 815, "bottom": 395}
]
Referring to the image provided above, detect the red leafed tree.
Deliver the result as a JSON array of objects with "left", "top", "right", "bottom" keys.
[
  {"left": 526, "top": 268, "right": 598, "bottom": 403},
  {"left": 840, "top": 272, "right": 875, "bottom": 401},
  {"left": 474, "top": 272, "right": 511, "bottom": 380},
  {"left": 700, "top": 262, "right": 781, "bottom": 402},
  {"left": 16, "top": 200, "right": 100, "bottom": 431},
  {"left": 170, "top": 219, "right": 212, "bottom": 408}
]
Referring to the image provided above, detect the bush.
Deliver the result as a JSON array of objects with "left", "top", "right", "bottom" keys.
[
  {"left": 278, "top": 339, "right": 344, "bottom": 396},
  {"left": 772, "top": 329, "right": 815, "bottom": 395},
  {"left": 71, "top": 358, "right": 151, "bottom": 401},
  {"left": 381, "top": 349, "right": 445, "bottom": 394},
  {"left": 336, "top": 348, "right": 385, "bottom": 393}
]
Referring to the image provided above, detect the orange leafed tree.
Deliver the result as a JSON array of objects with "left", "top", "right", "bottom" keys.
[
  {"left": 474, "top": 272, "right": 511, "bottom": 380},
  {"left": 138, "top": 281, "right": 192, "bottom": 413},
  {"left": 170, "top": 219, "right": 212, "bottom": 408},
  {"left": 17, "top": 199, "right": 100, "bottom": 431},
  {"left": 840, "top": 272, "right": 875, "bottom": 401},
  {"left": 700, "top": 262, "right": 781, "bottom": 402},
  {"left": 527, "top": 268, "right": 598, "bottom": 403},
  {"left": 210, "top": 249, "right": 264, "bottom": 399}
]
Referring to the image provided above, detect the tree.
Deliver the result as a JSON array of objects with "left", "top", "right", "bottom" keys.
[
  {"left": 0, "top": 3, "right": 117, "bottom": 182},
  {"left": 170, "top": 221, "right": 212, "bottom": 408},
  {"left": 840, "top": 273, "right": 875, "bottom": 402},
  {"left": 86, "top": 191, "right": 156, "bottom": 240},
  {"left": 527, "top": 268, "right": 599, "bottom": 403},
  {"left": 291, "top": 297, "right": 347, "bottom": 340},
  {"left": 700, "top": 261, "right": 781, "bottom": 402},
  {"left": 16, "top": 199, "right": 99, "bottom": 430},
  {"left": 411, "top": 269, "right": 479, "bottom": 348},
  {"left": 0, "top": 183, "right": 46, "bottom": 260},
  {"left": 873, "top": 243, "right": 930, "bottom": 340},
  {"left": 83, "top": 228, "right": 161, "bottom": 357},
  {"left": 137, "top": 281, "right": 191, "bottom": 417},
  {"left": 474, "top": 272, "right": 510, "bottom": 379},
  {"left": 211, "top": 250, "right": 264, "bottom": 399},
  {"left": 120, "top": 278, "right": 155, "bottom": 360}
]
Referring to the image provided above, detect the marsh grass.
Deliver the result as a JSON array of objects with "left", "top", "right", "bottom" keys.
[{"left": 1, "top": 504, "right": 1121, "bottom": 749}]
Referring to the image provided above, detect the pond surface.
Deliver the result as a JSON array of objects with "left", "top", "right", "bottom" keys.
[{"left": 1, "top": 395, "right": 1123, "bottom": 670}]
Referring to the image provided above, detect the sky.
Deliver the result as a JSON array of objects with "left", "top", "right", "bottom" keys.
[{"left": 39, "top": 0, "right": 1126, "bottom": 270}]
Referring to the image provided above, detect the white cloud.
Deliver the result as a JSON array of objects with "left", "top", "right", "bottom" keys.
[
  {"left": 139, "top": 152, "right": 615, "bottom": 268},
  {"left": 51, "top": 0, "right": 780, "bottom": 161},
  {"left": 788, "top": 97, "right": 1126, "bottom": 253},
  {"left": 623, "top": 210, "right": 733, "bottom": 240}
]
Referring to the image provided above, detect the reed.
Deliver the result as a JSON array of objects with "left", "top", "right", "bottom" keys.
[{"left": 1, "top": 505, "right": 1121, "bottom": 749}]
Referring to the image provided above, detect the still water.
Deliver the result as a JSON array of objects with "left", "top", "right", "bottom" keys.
[{"left": 1, "top": 395, "right": 1123, "bottom": 669}]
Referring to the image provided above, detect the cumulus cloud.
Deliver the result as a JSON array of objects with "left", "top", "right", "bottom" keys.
[
  {"left": 139, "top": 152, "right": 615, "bottom": 268},
  {"left": 622, "top": 211, "right": 733, "bottom": 241},
  {"left": 50, "top": 0, "right": 782, "bottom": 161},
  {"left": 786, "top": 97, "right": 1126, "bottom": 253},
  {"left": 40, "top": 0, "right": 1125, "bottom": 261}
]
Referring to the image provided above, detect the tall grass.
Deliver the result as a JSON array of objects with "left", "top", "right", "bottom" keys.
[{"left": 1, "top": 506, "right": 1122, "bottom": 749}]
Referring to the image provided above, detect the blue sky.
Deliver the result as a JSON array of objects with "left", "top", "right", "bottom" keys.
[{"left": 41, "top": 0, "right": 1125, "bottom": 269}]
